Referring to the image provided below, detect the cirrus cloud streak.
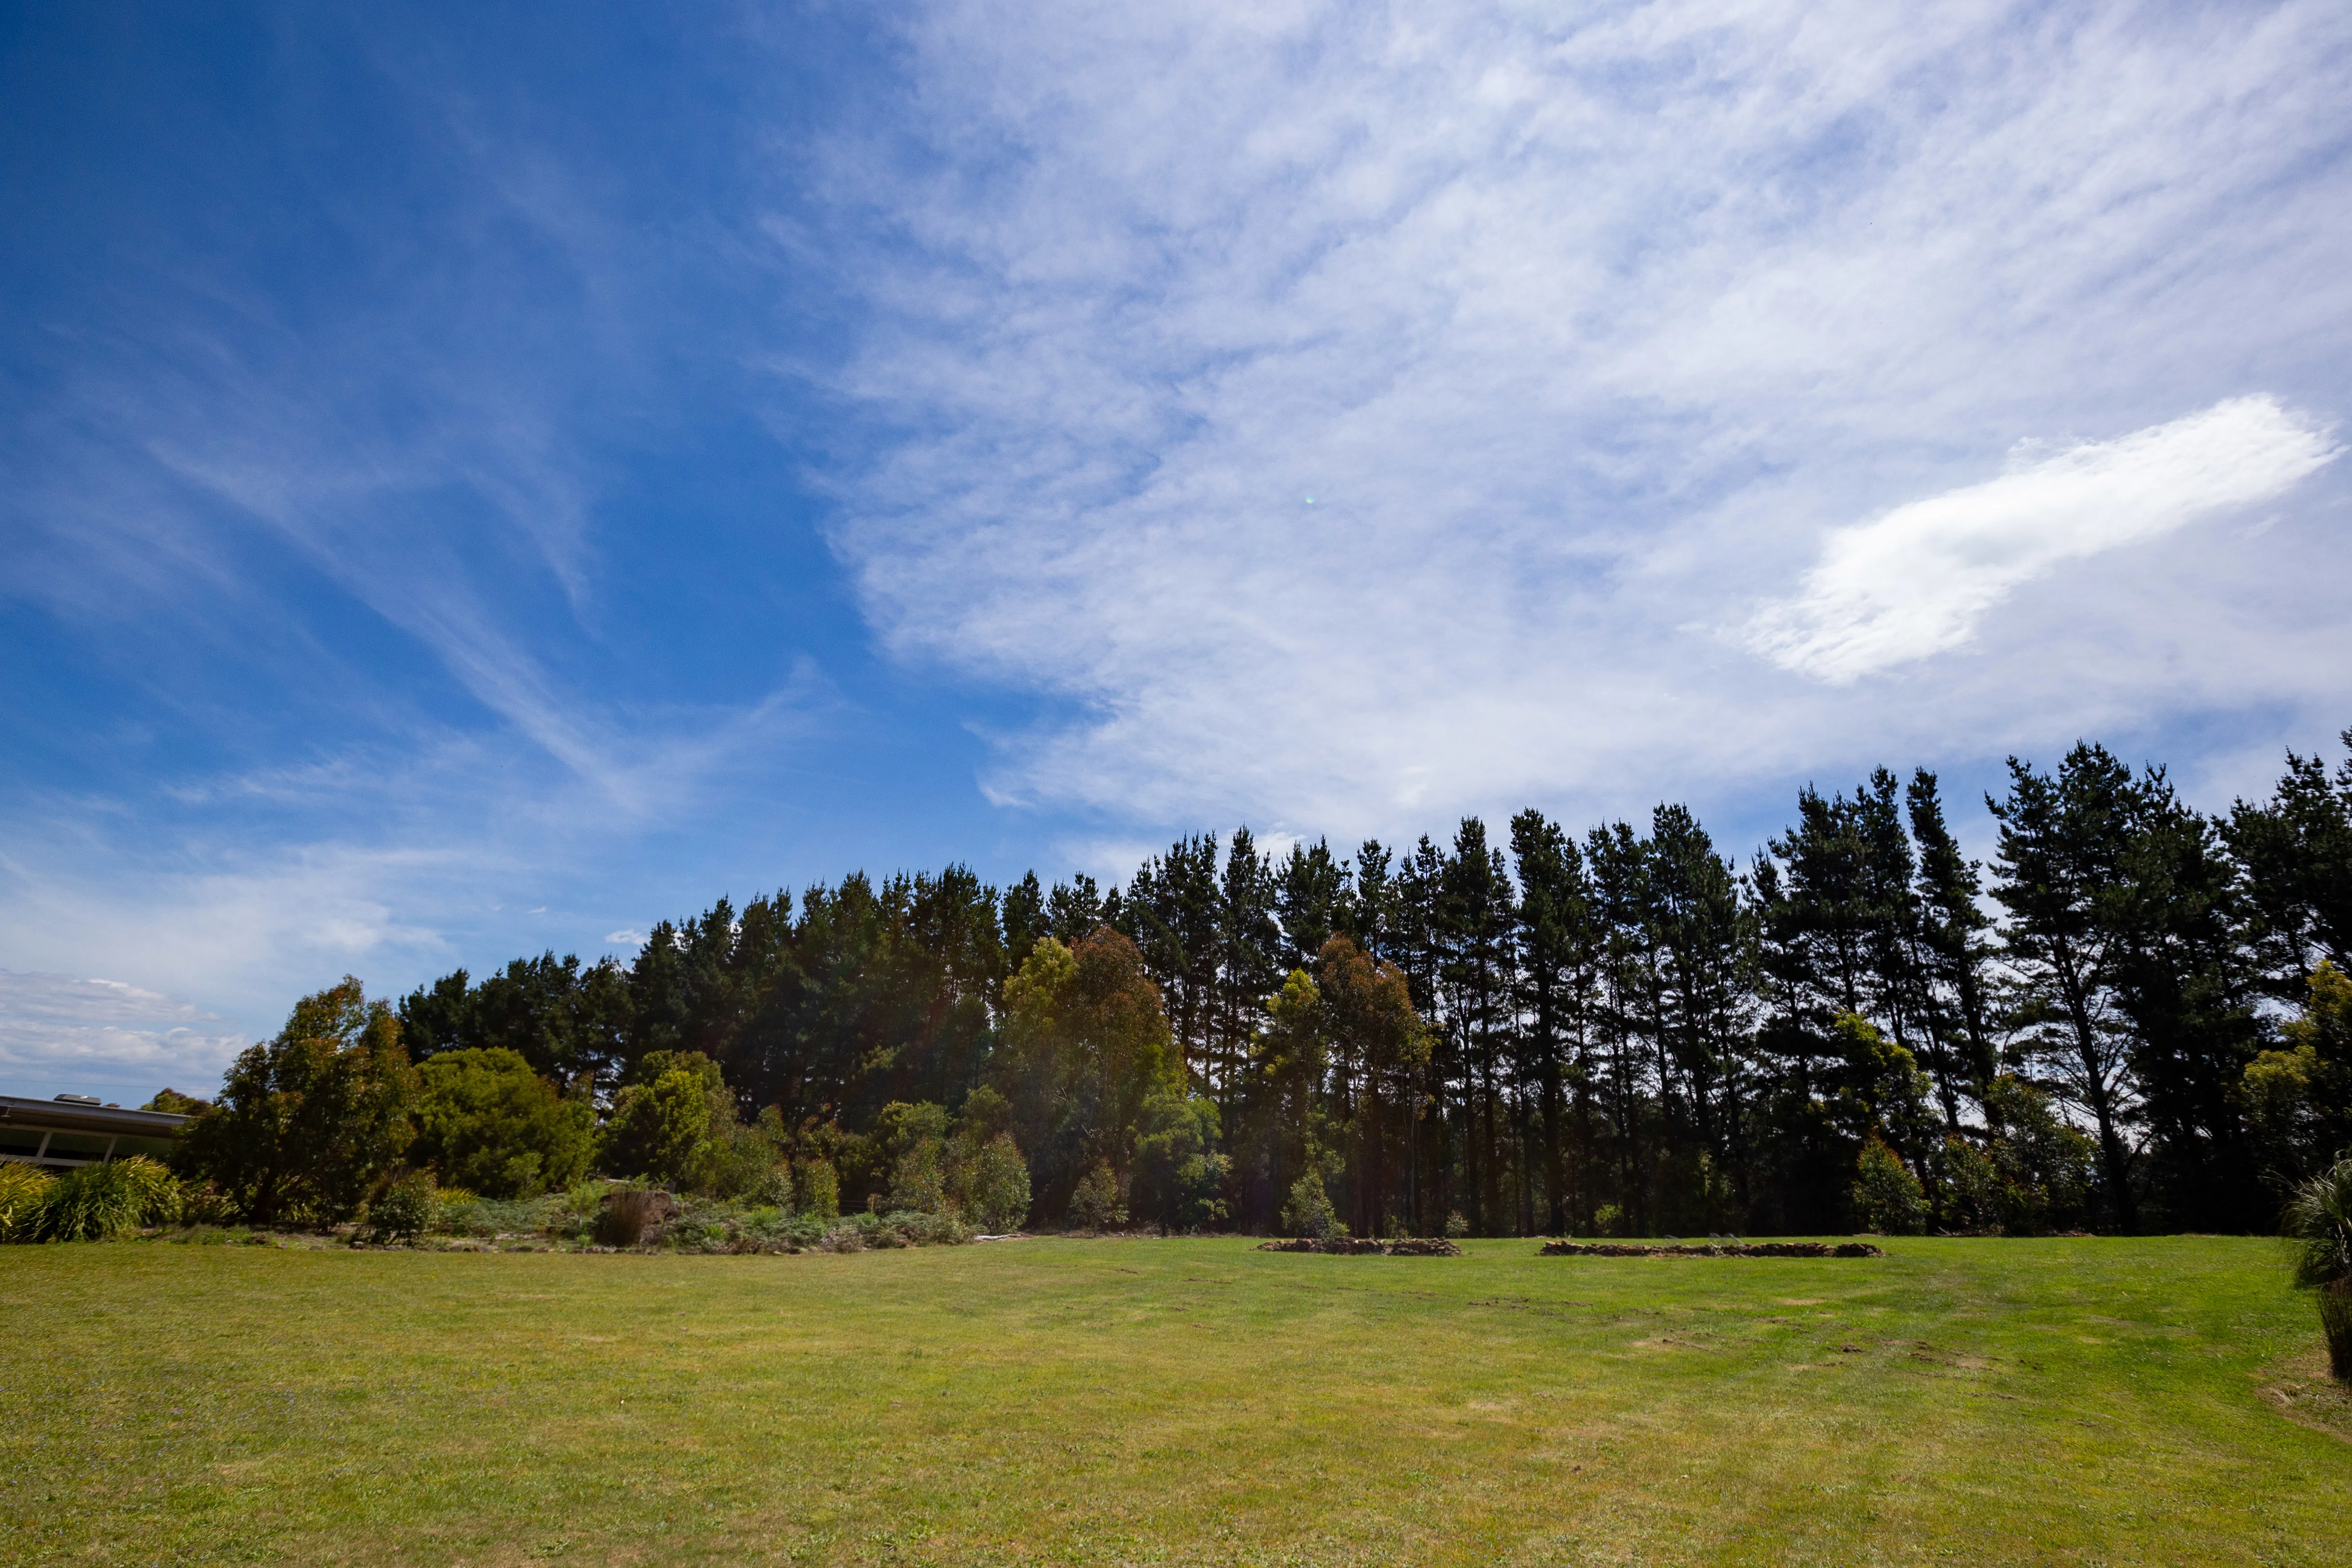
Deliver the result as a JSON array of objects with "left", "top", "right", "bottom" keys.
[{"left": 1744, "top": 397, "right": 2341, "bottom": 683}]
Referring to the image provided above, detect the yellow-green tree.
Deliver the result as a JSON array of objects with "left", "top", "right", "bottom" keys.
[
  {"left": 2242, "top": 960, "right": 2352, "bottom": 1188},
  {"left": 410, "top": 1047, "right": 594, "bottom": 1197},
  {"left": 991, "top": 927, "right": 1183, "bottom": 1223},
  {"left": 175, "top": 977, "right": 418, "bottom": 1226}
]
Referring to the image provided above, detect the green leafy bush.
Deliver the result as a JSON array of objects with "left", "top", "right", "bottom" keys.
[
  {"left": 839, "top": 1208, "right": 969, "bottom": 1249},
  {"left": 795, "top": 1157, "right": 840, "bottom": 1220},
  {"left": 436, "top": 1193, "right": 557, "bottom": 1238},
  {"left": 409, "top": 1048, "right": 593, "bottom": 1198},
  {"left": 1068, "top": 1161, "right": 1126, "bottom": 1231},
  {"left": 1129, "top": 1092, "right": 1228, "bottom": 1232},
  {"left": 367, "top": 1171, "right": 437, "bottom": 1242},
  {"left": 878, "top": 1100, "right": 951, "bottom": 1212},
  {"left": 957, "top": 1132, "right": 1032, "bottom": 1233},
  {"left": 597, "top": 1051, "right": 779, "bottom": 1194},
  {"left": 34, "top": 1157, "right": 182, "bottom": 1241},
  {"left": 1444, "top": 1210, "right": 1471, "bottom": 1239},
  {"left": 1852, "top": 1135, "right": 1928, "bottom": 1234},
  {"left": 1281, "top": 1170, "right": 1344, "bottom": 1240},
  {"left": 0, "top": 1163, "right": 57, "bottom": 1242}
]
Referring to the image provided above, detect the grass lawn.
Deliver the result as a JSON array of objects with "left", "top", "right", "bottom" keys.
[{"left": 1, "top": 1235, "right": 2344, "bottom": 1565}]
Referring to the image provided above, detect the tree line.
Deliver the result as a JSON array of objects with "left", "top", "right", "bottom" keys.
[{"left": 186, "top": 733, "right": 2352, "bottom": 1238}]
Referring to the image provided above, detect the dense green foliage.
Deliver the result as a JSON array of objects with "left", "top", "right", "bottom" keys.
[
  {"left": 62, "top": 730, "right": 2344, "bottom": 1241},
  {"left": 355, "top": 732, "right": 2352, "bottom": 1238},
  {"left": 2285, "top": 1155, "right": 2352, "bottom": 1292},
  {"left": 174, "top": 979, "right": 418, "bottom": 1226},
  {"left": 366, "top": 1171, "right": 437, "bottom": 1241},
  {"left": 0, "top": 1158, "right": 182, "bottom": 1242},
  {"left": 409, "top": 1048, "right": 594, "bottom": 1197},
  {"left": 0, "top": 1162, "right": 50, "bottom": 1241}
]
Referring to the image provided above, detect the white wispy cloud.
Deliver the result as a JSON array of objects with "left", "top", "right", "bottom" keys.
[
  {"left": 803, "top": 0, "right": 2352, "bottom": 838},
  {"left": 0, "top": 970, "right": 246, "bottom": 1102},
  {"left": 1745, "top": 397, "right": 2341, "bottom": 683}
]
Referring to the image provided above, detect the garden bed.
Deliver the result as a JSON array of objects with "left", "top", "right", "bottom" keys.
[
  {"left": 1539, "top": 1240, "right": 1883, "bottom": 1258},
  {"left": 1256, "top": 1236, "right": 1463, "bottom": 1255}
]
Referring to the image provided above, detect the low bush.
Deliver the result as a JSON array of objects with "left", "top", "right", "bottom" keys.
[
  {"left": 1852, "top": 1136, "right": 1928, "bottom": 1235},
  {"left": 594, "top": 1187, "right": 676, "bottom": 1247},
  {"left": 1069, "top": 1162, "right": 1126, "bottom": 1232},
  {"left": 956, "top": 1132, "right": 1032, "bottom": 1233},
  {"left": 366, "top": 1171, "right": 437, "bottom": 1242},
  {"left": 0, "top": 1163, "right": 56, "bottom": 1242},
  {"left": 2285, "top": 1154, "right": 2352, "bottom": 1382},
  {"left": 843, "top": 1207, "right": 970, "bottom": 1248},
  {"left": 32, "top": 1157, "right": 182, "bottom": 1241},
  {"left": 1280, "top": 1171, "right": 1344, "bottom": 1240},
  {"left": 435, "top": 1194, "right": 556, "bottom": 1238}
]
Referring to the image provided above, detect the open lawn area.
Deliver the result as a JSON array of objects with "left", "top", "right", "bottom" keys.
[{"left": 2, "top": 1236, "right": 2345, "bottom": 1566}]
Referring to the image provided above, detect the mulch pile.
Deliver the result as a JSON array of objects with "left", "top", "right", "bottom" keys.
[
  {"left": 1256, "top": 1237, "right": 1464, "bottom": 1256},
  {"left": 1539, "top": 1239, "right": 1883, "bottom": 1258}
]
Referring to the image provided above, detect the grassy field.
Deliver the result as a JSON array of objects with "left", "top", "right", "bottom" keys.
[{"left": 1, "top": 1235, "right": 2345, "bottom": 1566}]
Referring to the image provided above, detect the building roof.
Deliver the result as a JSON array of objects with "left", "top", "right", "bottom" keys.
[{"left": 0, "top": 1095, "right": 192, "bottom": 1139}]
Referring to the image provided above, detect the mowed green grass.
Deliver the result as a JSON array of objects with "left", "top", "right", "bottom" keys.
[{"left": 1, "top": 1237, "right": 2344, "bottom": 1566}]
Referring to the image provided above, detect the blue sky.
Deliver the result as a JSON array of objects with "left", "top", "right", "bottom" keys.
[{"left": 5, "top": 1, "right": 2351, "bottom": 1101}]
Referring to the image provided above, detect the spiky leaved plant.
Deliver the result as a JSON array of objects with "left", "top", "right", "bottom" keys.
[
  {"left": 35, "top": 1156, "right": 182, "bottom": 1241},
  {"left": 0, "top": 1163, "right": 56, "bottom": 1242},
  {"left": 2284, "top": 1154, "right": 2352, "bottom": 1382}
]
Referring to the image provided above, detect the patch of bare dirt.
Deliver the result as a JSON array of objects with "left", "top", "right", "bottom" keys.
[{"left": 2262, "top": 1347, "right": 2352, "bottom": 1444}]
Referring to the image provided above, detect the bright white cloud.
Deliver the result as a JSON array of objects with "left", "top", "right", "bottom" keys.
[
  {"left": 1745, "top": 397, "right": 2340, "bottom": 683},
  {"left": 808, "top": 0, "right": 2352, "bottom": 839},
  {"left": 0, "top": 971, "right": 246, "bottom": 1102}
]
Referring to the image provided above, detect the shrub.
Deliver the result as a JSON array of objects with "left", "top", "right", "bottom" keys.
[
  {"left": 1444, "top": 1210, "right": 1471, "bottom": 1240},
  {"left": 1068, "top": 1161, "right": 1126, "bottom": 1231},
  {"left": 34, "top": 1157, "right": 182, "bottom": 1241},
  {"left": 409, "top": 1048, "right": 593, "bottom": 1198},
  {"left": 1281, "top": 1171, "right": 1344, "bottom": 1240},
  {"left": 1129, "top": 1092, "right": 1229, "bottom": 1232},
  {"left": 1590, "top": 1203, "right": 1625, "bottom": 1238},
  {"left": 689, "top": 1117, "right": 788, "bottom": 1200},
  {"left": 594, "top": 1187, "right": 675, "bottom": 1247},
  {"left": 1979, "top": 1076, "right": 2098, "bottom": 1234},
  {"left": 878, "top": 1101, "right": 952, "bottom": 1213},
  {"left": 1852, "top": 1136, "right": 1928, "bottom": 1235},
  {"left": 840, "top": 1208, "right": 970, "bottom": 1249},
  {"left": 367, "top": 1171, "right": 436, "bottom": 1242},
  {"left": 958, "top": 1132, "right": 1032, "bottom": 1233},
  {"left": 2285, "top": 1155, "right": 2352, "bottom": 1382},
  {"left": 597, "top": 1066, "right": 715, "bottom": 1185},
  {"left": 0, "top": 1163, "right": 57, "bottom": 1242},
  {"left": 433, "top": 1194, "right": 551, "bottom": 1237},
  {"left": 795, "top": 1157, "right": 840, "bottom": 1220},
  {"left": 598, "top": 1051, "right": 773, "bottom": 1193}
]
